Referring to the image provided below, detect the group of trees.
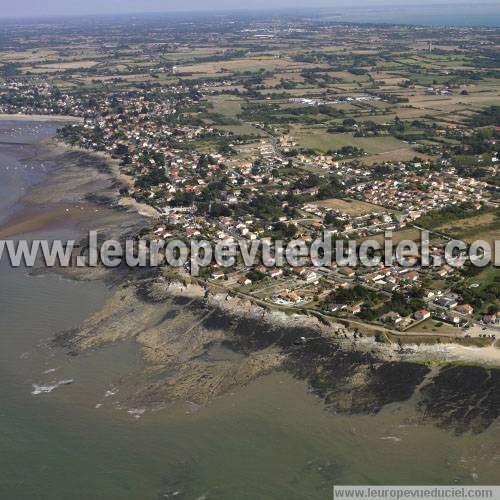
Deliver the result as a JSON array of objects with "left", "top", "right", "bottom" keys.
[
  {"left": 322, "top": 283, "right": 429, "bottom": 322},
  {"left": 468, "top": 106, "right": 500, "bottom": 127},
  {"left": 323, "top": 285, "right": 381, "bottom": 308},
  {"left": 327, "top": 145, "right": 365, "bottom": 158},
  {"left": 358, "top": 288, "right": 426, "bottom": 322},
  {"left": 453, "top": 269, "right": 500, "bottom": 314},
  {"left": 417, "top": 202, "right": 485, "bottom": 229}
]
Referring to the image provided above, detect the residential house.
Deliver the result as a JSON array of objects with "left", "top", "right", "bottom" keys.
[
  {"left": 414, "top": 309, "right": 431, "bottom": 321},
  {"left": 456, "top": 304, "right": 474, "bottom": 315}
]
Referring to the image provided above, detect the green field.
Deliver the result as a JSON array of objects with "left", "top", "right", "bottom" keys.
[
  {"left": 292, "top": 128, "right": 414, "bottom": 155},
  {"left": 207, "top": 95, "right": 244, "bottom": 118}
]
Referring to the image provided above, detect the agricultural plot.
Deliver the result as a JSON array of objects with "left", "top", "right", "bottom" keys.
[
  {"left": 312, "top": 198, "right": 387, "bottom": 215},
  {"left": 436, "top": 212, "right": 500, "bottom": 248},
  {"left": 177, "top": 57, "right": 314, "bottom": 75},
  {"left": 292, "top": 128, "right": 417, "bottom": 156}
]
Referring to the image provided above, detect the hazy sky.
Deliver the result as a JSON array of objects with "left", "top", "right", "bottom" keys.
[{"left": 0, "top": 0, "right": 492, "bottom": 19}]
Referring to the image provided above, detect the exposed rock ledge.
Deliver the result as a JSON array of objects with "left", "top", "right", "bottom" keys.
[{"left": 55, "top": 278, "right": 500, "bottom": 434}]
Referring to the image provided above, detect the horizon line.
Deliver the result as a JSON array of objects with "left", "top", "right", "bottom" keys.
[{"left": 1, "top": 2, "right": 499, "bottom": 21}]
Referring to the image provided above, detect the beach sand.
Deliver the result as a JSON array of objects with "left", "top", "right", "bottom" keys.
[
  {"left": 0, "top": 113, "right": 82, "bottom": 123},
  {"left": 0, "top": 203, "right": 101, "bottom": 238}
]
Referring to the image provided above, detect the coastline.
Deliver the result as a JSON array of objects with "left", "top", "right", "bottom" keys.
[
  {"left": 54, "top": 275, "right": 500, "bottom": 433},
  {"left": 0, "top": 113, "right": 82, "bottom": 123},
  {"left": 45, "top": 138, "right": 161, "bottom": 218},
  {"left": 0, "top": 113, "right": 497, "bottom": 360},
  {"left": 1, "top": 117, "right": 499, "bottom": 434},
  {"left": 56, "top": 139, "right": 500, "bottom": 367},
  {"left": 2, "top": 15, "right": 500, "bottom": 497},
  {"left": 1, "top": 115, "right": 499, "bottom": 368}
]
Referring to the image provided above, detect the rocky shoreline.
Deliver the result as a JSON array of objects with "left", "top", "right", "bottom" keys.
[
  {"left": 53, "top": 273, "right": 500, "bottom": 434},
  {"left": 2, "top": 124, "right": 498, "bottom": 435}
]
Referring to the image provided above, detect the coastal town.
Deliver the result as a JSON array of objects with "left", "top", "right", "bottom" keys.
[
  {"left": 1, "top": 16, "right": 499, "bottom": 346},
  {"left": 2, "top": 8, "right": 500, "bottom": 498}
]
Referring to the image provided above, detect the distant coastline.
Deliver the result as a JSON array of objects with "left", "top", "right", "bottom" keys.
[{"left": 1, "top": 4, "right": 500, "bottom": 27}]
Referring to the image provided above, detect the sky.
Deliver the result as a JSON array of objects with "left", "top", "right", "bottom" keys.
[{"left": 0, "top": 0, "right": 494, "bottom": 19}]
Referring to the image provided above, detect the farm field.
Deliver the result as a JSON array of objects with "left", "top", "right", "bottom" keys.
[
  {"left": 435, "top": 212, "right": 500, "bottom": 248},
  {"left": 177, "top": 57, "right": 314, "bottom": 75},
  {"left": 207, "top": 95, "right": 243, "bottom": 118},
  {"left": 312, "top": 198, "right": 387, "bottom": 215},
  {"left": 292, "top": 128, "right": 416, "bottom": 156}
]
